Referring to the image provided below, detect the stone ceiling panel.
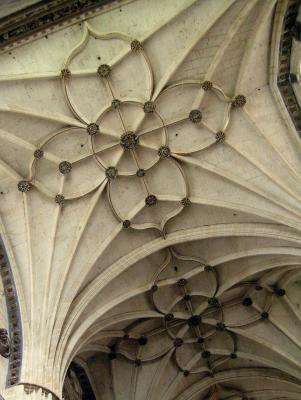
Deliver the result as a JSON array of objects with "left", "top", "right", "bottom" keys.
[{"left": 0, "top": 0, "right": 301, "bottom": 399}]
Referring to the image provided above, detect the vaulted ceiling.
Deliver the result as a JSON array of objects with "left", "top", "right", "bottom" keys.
[{"left": 0, "top": 0, "right": 301, "bottom": 399}]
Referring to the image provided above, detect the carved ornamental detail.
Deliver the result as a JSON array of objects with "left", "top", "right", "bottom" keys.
[
  {"left": 15, "top": 22, "right": 246, "bottom": 237},
  {"left": 88, "top": 245, "right": 295, "bottom": 399},
  {"left": 0, "top": 244, "right": 22, "bottom": 386},
  {"left": 0, "top": 328, "right": 10, "bottom": 358},
  {"left": 0, "top": 0, "right": 118, "bottom": 54}
]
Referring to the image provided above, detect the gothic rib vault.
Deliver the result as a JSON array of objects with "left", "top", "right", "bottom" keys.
[{"left": 1, "top": 0, "right": 301, "bottom": 399}]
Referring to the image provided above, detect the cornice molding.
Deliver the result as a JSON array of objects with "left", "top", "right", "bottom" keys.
[
  {"left": 0, "top": 240, "right": 22, "bottom": 387},
  {"left": 0, "top": 0, "right": 131, "bottom": 54},
  {"left": 277, "top": 0, "right": 301, "bottom": 138}
]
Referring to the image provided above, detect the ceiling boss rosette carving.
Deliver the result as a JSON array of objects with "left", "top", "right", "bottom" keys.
[
  {"left": 17, "top": 22, "right": 246, "bottom": 236},
  {"left": 89, "top": 245, "right": 293, "bottom": 396}
]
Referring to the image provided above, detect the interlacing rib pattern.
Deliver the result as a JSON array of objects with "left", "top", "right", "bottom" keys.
[{"left": 16, "top": 23, "right": 246, "bottom": 235}]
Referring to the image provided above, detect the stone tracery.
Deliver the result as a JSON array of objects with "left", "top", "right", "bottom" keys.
[
  {"left": 0, "top": 0, "right": 301, "bottom": 399},
  {"left": 86, "top": 246, "right": 294, "bottom": 386},
  {"left": 16, "top": 23, "right": 246, "bottom": 235}
]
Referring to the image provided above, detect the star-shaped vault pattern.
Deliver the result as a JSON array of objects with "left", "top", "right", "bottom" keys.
[
  {"left": 16, "top": 22, "right": 246, "bottom": 235},
  {"left": 0, "top": 0, "right": 301, "bottom": 399}
]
